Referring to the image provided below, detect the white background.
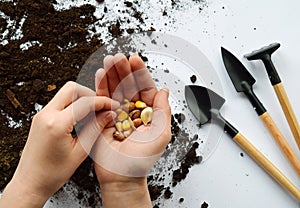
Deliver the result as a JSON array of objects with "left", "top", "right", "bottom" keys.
[{"left": 164, "top": 0, "right": 300, "bottom": 207}]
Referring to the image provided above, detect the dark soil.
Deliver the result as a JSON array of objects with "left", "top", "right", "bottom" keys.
[
  {"left": 0, "top": 0, "right": 207, "bottom": 207},
  {"left": 190, "top": 74, "right": 197, "bottom": 83},
  {"left": 201, "top": 201, "right": 209, "bottom": 208},
  {"left": 172, "top": 142, "right": 202, "bottom": 186},
  {"left": 0, "top": 0, "right": 103, "bottom": 191},
  {"left": 174, "top": 113, "right": 186, "bottom": 124}
]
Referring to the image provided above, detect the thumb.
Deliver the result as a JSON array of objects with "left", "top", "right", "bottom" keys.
[
  {"left": 73, "top": 111, "right": 116, "bottom": 161},
  {"left": 95, "top": 110, "right": 117, "bottom": 130}
]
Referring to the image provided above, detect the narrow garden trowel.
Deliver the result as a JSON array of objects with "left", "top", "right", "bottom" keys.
[
  {"left": 244, "top": 43, "right": 300, "bottom": 150},
  {"left": 221, "top": 47, "right": 300, "bottom": 176},
  {"left": 185, "top": 85, "right": 300, "bottom": 201}
]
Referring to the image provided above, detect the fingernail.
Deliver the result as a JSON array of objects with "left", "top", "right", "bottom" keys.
[
  {"left": 95, "top": 68, "right": 105, "bottom": 76},
  {"left": 103, "top": 55, "right": 115, "bottom": 69},
  {"left": 111, "top": 100, "right": 120, "bottom": 109},
  {"left": 95, "top": 68, "right": 105, "bottom": 88},
  {"left": 161, "top": 88, "right": 169, "bottom": 94},
  {"left": 114, "top": 53, "right": 126, "bottom": 59},
  {"left": 106, "top": 111, "right": 117, "bottom": 120},
  {"left": 103, "top": 111, "right": 116, "bottom": 123}
]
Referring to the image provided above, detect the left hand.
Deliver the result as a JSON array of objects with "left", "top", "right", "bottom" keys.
[{"left": 0, "top": 81, "right": 119, "bottom": 208}]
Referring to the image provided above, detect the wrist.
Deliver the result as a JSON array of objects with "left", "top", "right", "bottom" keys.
[
  {"left": 0, "top": 178, "right": 48, "bottom": 208},
  {"left": 100, "top": 177, "right": 152, "bottom": 208}
]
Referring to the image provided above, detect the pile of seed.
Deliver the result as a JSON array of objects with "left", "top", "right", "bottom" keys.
[{"left": 113, "top": 99, "right": 153, "bottom": 140}]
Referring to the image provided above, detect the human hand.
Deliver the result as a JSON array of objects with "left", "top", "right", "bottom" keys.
[
  {"left": 0, "top": 82, "right": 119, "bottom": 208},
  {"left": 92, "top": 54, "right": 171, "bottom": 208}
]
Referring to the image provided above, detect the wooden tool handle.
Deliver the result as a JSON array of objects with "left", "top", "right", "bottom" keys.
[
  {"left": 260, "top": 112, "right": 300, "bottom": 176},
  {"left": 273, "top": 83, "right": 300, "bottom": 150},
  {"left": 233, "top": 132, "right": 300, "bottom": 201}
]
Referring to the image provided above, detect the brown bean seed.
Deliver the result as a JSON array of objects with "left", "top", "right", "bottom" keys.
[
  {"left": 122, "top": 102, "right": 135, "bottom": 112},
  {"left": 113, "top": 131, "right": 125, "bottom": 141},
  {"left": 133, "top": 118, "right": 142, "bottom": 127},
  {"left": 129, "top": 109, "right": 141, "bottom": 119},
  {"left": 129, "top": 102, "right": 135, "bottom": 111}
]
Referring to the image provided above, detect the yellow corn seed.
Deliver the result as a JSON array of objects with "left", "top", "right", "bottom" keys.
[
  {"left": 128, "top": 117, "right": 136, "bottom": 130},
  {"left": 140, "top": 107, "right": 153, "bottom": 125},
  {"left": 135, "top": 100, "right": 147, "bottom": 108},
  {"left": 117, "top": 110, "right": 128, "bottom": 121},
  {"left": 115, "top": 122, "right": 123, "bottom": 132},
  {"left": 123, "top": 128, "right": 133, "bottom": 138},
  {"left": 122, "top": 120, "right": 131, "bottom": 131}
]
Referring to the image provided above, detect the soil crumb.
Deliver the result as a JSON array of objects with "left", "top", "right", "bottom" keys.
[
  {"left": 201, "top": 201, "right": 209, "bottom": 208},
  {"left": 190, "top": 74, "right": 197, "bottom": 83}
]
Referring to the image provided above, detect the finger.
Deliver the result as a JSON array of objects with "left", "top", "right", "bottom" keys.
[
  {"left": 73, "top": 111, "right": 116, "bottom": 161},
  {"left": 152, "top": 88, "right": 172, "bottom": 146},
  {"left": 114, "top": 53, "right": 140, "bottom": 101},
  {"left": 153, "top": 88, "right": 170, "bottom": 112},
  {"left": 105, "top": 116, "right": 116, "bottom": 128},
  {"left": 104, "top": 55, "right": 123, "bottom": 101},
  {"left": 129, "top": 54, "right": 147, "bottom": 72},
  {"left": 95, "top": 68, "right": 110, "bottom": 97},
  {"left": 152, "top": 88, "right": 171, "bottom": 128},
  {"left": 47, "top": 81, "right": 95, "bottom": 110},
  {"left": 62, "top": 96, "right": 120, "bottom": 126},
  {"left": 129, "top": 54, "right": 157, "bottom": 106},
  {"left": 95, "top": 111, "right": 117, "bottom": 130}
]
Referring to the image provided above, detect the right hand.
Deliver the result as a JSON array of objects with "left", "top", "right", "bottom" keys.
[{"left": 92, "top": 54, "right": 171, "bottom": 208}]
